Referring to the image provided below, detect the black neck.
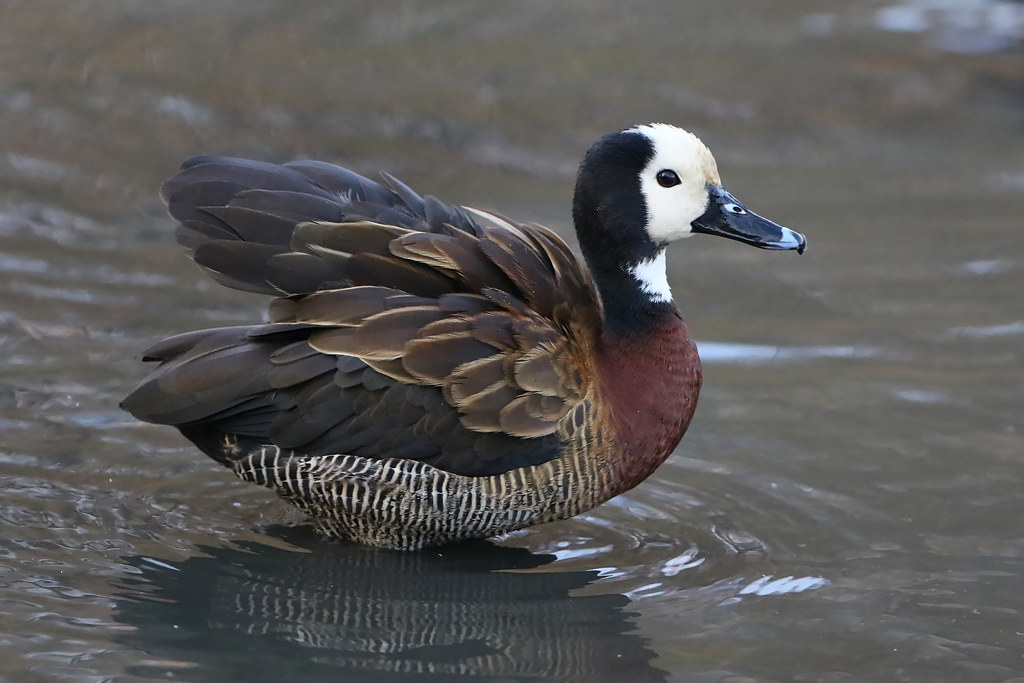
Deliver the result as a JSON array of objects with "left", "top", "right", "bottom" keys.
[
  {"left": 571, "top": 128, "right": 681, "bottom": 337},
  {"left": 584, "top": 255, "right": 680, "bottom": 338},
  {"left": 574, "top": 206, "right": 680, "bottom": 338}
]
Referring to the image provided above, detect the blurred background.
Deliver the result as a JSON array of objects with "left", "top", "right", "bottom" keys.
[{"left": 1, "top": 1, "right": 1022, "bottom": 680}]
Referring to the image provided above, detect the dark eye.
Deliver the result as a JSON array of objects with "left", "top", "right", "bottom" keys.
[
  {"left": 656, "top": 169, "right": 681, "bottom": 188},
  {"left": 723, "top": 203, "right": 747, "bottom": 215}
]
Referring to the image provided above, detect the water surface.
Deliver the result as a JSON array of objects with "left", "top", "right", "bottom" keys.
[{"left": 2, "top": 1, "right": 1023, "bottom": 680}]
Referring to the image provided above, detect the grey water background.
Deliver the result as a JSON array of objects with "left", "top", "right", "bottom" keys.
[{"left": 1, "top": 1, "right": 1023, "bottom": 680}]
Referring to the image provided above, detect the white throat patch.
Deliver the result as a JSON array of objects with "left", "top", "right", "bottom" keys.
[
  {"left": 629, "top": 124, "right": 721, "bottom": 246},
  {"left": 630, "top": 251, "right": 672, "bottom": 303}
]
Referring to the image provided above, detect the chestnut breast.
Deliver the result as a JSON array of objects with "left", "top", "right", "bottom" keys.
[{"left": 595, "top": 311, "right": 702, "bottom": 493}]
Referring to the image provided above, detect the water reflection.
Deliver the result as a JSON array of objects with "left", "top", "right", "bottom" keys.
[{"left": 114, "top": 528, "right": 666, "bottom": 682}]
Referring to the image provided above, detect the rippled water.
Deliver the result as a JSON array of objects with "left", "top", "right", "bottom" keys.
[{"left": 2, "top": 1, "right": 1023, "bottom": 680}]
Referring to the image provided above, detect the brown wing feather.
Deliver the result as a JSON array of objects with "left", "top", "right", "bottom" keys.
[{"left": 123, "top": 155, "right": 602, "bottom": 476}]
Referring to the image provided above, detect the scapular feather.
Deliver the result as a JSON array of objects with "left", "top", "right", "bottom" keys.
[
  {"left": 228, "top": 189, "right": 346, "bottom": 223},
  {"left": 201, "top": 206, "right": 296, "bottom": 246}
]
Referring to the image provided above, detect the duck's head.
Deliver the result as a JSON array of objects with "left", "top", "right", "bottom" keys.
[{"left": 572, "top": 123, "right": 805, "bottom": 303}]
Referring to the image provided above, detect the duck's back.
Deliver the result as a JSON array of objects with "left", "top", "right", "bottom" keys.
[{"left": 123, "top": 156, "right": 648, "bottom": 547}]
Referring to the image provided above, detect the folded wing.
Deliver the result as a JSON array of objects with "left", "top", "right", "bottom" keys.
[{"left": 123, "top": 156, "right": 600, "bottom": 476}]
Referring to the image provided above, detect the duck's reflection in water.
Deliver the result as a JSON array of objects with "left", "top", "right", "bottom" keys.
[{"left": 115, "top": 527, "right": 666, "bottom": 682}]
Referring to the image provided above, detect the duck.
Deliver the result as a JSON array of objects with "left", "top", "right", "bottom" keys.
[{"left": 122, "top": 123, "right": 805, "bottom": 550}]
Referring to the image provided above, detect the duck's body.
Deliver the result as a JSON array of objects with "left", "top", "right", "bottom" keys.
[{"left": 123, "top": 124, "right": 804, "bottom": 549}]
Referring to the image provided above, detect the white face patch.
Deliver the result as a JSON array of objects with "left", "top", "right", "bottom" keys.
[
  {"left": 628, "top": 124, "right": 721, "bottom": 246},
  {"left": 629, "top": 250, "right": 672, "bottom": 302}
]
